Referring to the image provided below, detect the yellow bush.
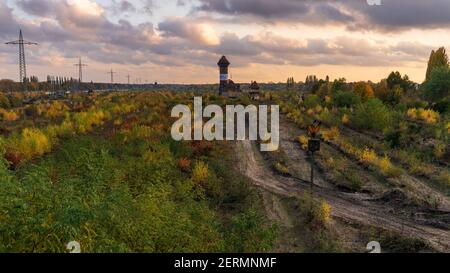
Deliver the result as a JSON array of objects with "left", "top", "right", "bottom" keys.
[
  {"left": 9, "top": 128, "right": 51, "bottom": 160},
  {"left": 379, "top": 155, "right": 402, "bottom": 178},
  {"left": 406, "top": 108, "right": 417, "bottom": 119},
  {"left": 314, "top": 105, "right": 323, "bottom": 114},
  {"left": 298, "top": 135, "right": 309, "bottom": 150},
  {"left": 46, "top": 119, "right": 74, "bottom": 139},
  {"left": 418, "top": 109, "right": 439, "bottom": 124},
  {"left": 342, "top": 114, "right": 349, "bottom": 125},
  {"left": 73, "top": 109, "right": 109, "bottom": 134},
  {"left": 446, "top": 122, "right": 450, "bottom": 134},
  {"left": 359, "top": 147, "right": 378, "bottom": 165},
  {"left": 407, "top": 108, "right": 439, "bottom": 124},
  {"left": 46, "top": 101, "right": 68, "bottom": 119},
  {"left": 322, "top": 127, "right": 340, "bottom": 142},
  {"left": 192, "top": 161, "right": 210, "bottom": 184},
  {"left": 317, "top": 201, "right": 331, "bottom": 225}
]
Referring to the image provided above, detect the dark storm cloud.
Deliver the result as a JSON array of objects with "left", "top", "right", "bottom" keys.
[
  {"left": 195, "top": 0, "right": 354, "bottom": 24},
  {"left": 195, "top": 0, "right": 450, "bottom": 30},
  {"left": 344, "top": 0, "right": 450, "bottom": 31}
]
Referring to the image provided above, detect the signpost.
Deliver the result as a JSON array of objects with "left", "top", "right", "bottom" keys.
[
  {"left": 307, "top": 120, "right": 321, "bottom": 216},
  {"left": 307, "top": 120, "right": 322, "bottom": 186}
]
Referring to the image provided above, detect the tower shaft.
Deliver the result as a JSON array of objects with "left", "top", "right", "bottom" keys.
[
  {"left": 19, "top": 31, "right": 26, "bottom": 85},
  {"left": 5, "top": 29, "right": 37, "bottom": 92},
  {"left": 107, "top": 69, "right": 116, "bottom": 84}
]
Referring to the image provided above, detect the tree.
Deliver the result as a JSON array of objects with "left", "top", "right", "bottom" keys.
[
  {"left": 351, "top": 99, "right": 392, "bottom": 131},
  {"left": 423, "top": 66, "right": 450, "bottom": 101},
  {"left": 331, "top": 78, "right": 347, "bottom": 94},
  {"left": 286, "top": 77, "right": 295, "bottom": 90},
  {"left": 426, "top": 47, "right": 449, "bottom": 81},
  {"left": 333, "top": 90, "right": 361, "bottom": 108},
  {"left": 353, "top": 82, "right": 375, "bottom": 101}
]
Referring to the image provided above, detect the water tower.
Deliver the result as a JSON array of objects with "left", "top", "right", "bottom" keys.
[{"left": 217, "top": 55, "right": 230, "bottom": 96}]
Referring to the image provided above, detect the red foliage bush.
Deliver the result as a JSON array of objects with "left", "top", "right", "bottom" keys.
[
  {"left": 120, "top": 116, "right": 139, "bottom": 131},
  {"left": 4, "top": 150, "right": 24, "bottom": 169},
  {"left": 191, "top": 141, "right": 213, "bottom": 156},
  {"left": 178, "top": 158, "right": 191, "bottom": 172}
]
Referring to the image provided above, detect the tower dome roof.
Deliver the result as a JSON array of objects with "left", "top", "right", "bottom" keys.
[{"left": 218, "top": 55, "right": 230, "bottom": 66}]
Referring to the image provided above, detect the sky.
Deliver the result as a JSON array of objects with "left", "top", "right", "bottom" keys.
[{"left": 1, "top": 0, "right": 450, "bottom": 84}]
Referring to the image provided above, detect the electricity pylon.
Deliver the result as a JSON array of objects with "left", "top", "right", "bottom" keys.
[
  {"left": 74, "top": 57, "right": 87, "bottom": 83},
  {"left": 5, "top": 29, "right": 37, "bottom": 91},
  {"left": 107, "top": 69, "right": 116, "bottom": 84}
]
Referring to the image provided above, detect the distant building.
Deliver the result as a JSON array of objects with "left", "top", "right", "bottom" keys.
[
  {"left": 249, "top": 81, "right": 260, "bottom": 101},
  {"left": 217, "top": 56, "right": 240, "bottom": 98}
]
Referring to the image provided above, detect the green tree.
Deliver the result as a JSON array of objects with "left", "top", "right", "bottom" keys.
[
  {"left": 351, "top": 99, "right": 392, "bottom": 131},
  {"left": 333, "top": 90, "right": 361, "bottom": 108},
  {"left": 426, "top": 47, "right": 449, "bottom": 81},
  {"left": 423, "top": 66, "right": 450, "bottom": 101}
]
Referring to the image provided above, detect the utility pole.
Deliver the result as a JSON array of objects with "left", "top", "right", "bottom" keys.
[
  {"left": 74, "top": 57, "right": 87, "bottom": 91},
  {"left": 74, "top": 57, "right": 87, "bottom": 83},
  {"left": 107, "top": 69, "right": 116, "bottom": 84},
  {"left": 5, "top": 29, "right": 37, "bottom": 92},
  {"left": 127, "top": 74, "right": 131, "bottom": 85}
]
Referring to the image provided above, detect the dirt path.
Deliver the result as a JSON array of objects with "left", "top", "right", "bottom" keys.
[
  {"left": 234, "top": 121, "right": 450, "bottom": 252},
  {"left": 279, "top": 117, "right": 450, "bottom": 212}
]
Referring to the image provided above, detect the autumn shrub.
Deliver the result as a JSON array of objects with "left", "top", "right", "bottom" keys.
[
  {"left": 316, "top": 201, "right": 331, "bottom": 226},
  {"left": 298, "top": 135, "right": 309, "bottom": 150},
  {"left": 46, "top": 119, "right": 74, "bottom": 140},
  {"left": 7, "top": 128, "right": 51, "bottom": 160},
  {"left": 379, "top": 155, "right": 403, "bottom": 178},
  {"left": 73, "top": 109, "right": 109, "bottom": 133},
  {"left": 358, "top": 148, "right": 378, "bottom": 166},
  {"left": 341, "top": 114, "right": 350, "bottom": 125},
  {"left": 46, "top": 101, "right": 68, "bottom": 119},
  {"left": 322, "top": 127, "right": 340, "bottom": 142},
  {"left": 420, "top": 109, "right": 440, "bottom": 124},
  {"left": 192, "top": 161, "right": 210, "bottom": 184},
  {"left": 178, "top": 158, "right": 191, "bottom": 172},
  {"left": 274, "top": 162, "right": 290, "bottom": 176},
  {"left": 406, "top": 108, "right": 440, "bottom": 124},
  {"left": 0, "top": 108, "right": 19, "bottom": 121}
]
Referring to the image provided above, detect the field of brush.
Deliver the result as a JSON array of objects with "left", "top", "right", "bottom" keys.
[
  {"left": 0, "top": 91, "right": 277, "bottom": 253},
  {"left": 0, "top": 88, "right": 448, "bottom": 253}
]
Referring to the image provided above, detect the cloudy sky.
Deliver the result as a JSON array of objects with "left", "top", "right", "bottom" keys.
[{"left": 1, "top": 0, "right": 450, "bottom": 84}]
